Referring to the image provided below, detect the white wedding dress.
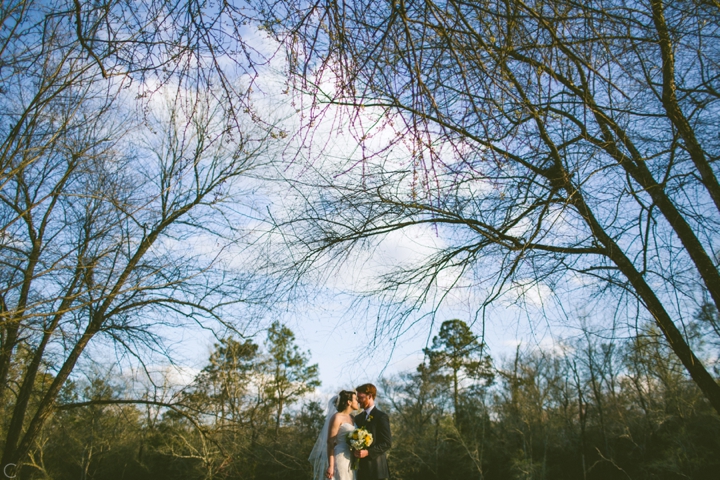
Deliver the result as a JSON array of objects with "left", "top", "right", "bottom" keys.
[
  {"left": 332, "top": 423, "right": 357, "bottom": 480},
  {"left": 309, "top": 397, "right": 357, "bottom": 480}
]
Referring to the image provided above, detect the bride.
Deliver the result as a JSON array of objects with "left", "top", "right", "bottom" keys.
[{"left": 309, "top": 390, "right": 360, "bottom": 480}]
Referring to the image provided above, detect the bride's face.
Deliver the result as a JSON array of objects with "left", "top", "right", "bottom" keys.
[{"left": 350, "top": 394, "right": 360, "bottom": 411}]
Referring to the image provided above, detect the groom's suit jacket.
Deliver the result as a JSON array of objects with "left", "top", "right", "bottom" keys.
[{"left": 354, "top": 407, "right": 391, "bottom": 480}]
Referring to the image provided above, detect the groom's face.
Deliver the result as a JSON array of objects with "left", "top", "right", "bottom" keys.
[{"left": 357, "top": 392, "right": 372, "bottom": 409}]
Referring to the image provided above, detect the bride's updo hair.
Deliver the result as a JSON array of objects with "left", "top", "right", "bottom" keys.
[{"left": 336, "top": 390, "right": 355, "bottom": 411}]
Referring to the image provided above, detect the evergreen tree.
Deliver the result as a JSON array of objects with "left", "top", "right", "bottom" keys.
[
  {"left": 424, "top": 319, "right": 493, "bottom": 418},
  {"left": 264, "top": 321, "right": 321, "bottom": 436}
]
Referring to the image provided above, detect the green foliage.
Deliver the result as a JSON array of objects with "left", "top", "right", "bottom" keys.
[
  {"left": 264, "top": 321, "right": 321, "bottom": 434},
  {"left": 185, "top": 337, "right": 259, "bottom": 423},
  {"left": 388, "top": 320, "right": 720, "bottom": 480},
  {"left": 10, "top": 319, "right": 719, "bottom": 480},
  {"left": 424, "top": 319, "right": 494, "bottom": 416}
]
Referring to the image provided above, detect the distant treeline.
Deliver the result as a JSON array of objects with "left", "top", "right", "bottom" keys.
[{"left": 5, "top": 317, "right": 719, "bottom": 480}]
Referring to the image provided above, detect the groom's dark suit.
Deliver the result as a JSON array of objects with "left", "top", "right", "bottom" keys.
[{"left": 354, "top": 407, "right": 391, "bottom": 480}]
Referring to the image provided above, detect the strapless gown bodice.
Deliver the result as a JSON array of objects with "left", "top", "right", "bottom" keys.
[{"left": 335, "top": 423, "right": 355, "bottom": 454}]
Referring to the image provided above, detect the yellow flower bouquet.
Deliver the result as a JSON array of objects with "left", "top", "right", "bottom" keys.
[{"left": 346, "top": 426, "right": 373, "bottom": 470}]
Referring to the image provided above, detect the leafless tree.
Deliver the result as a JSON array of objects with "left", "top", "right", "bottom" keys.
[
  {"left": 257, "top": 0, "right": 720, "bottom": 412},
  {"left": 0, "top": 0, "right": 281, "bottom": 468}
]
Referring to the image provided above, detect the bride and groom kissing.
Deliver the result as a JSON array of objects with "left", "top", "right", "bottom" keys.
[{"left": 309, "top": 384, "right": 392, "bottom": 480}]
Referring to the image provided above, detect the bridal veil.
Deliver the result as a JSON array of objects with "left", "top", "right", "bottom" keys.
[{"left": 309, "top": 395, "right": 339, "bottom": 480}]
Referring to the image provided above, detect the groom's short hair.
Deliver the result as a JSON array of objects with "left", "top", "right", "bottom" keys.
[{"left": 356, "top": 383, "right": 377, "bottom": 399}]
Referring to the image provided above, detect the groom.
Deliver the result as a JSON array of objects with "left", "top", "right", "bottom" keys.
[{"left": 353, "top": 383, "right": 391, "bottom": 480}]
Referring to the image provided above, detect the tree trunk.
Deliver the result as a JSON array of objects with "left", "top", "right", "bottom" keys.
[
  {"left": 2, "top": 276, "right": 80, "bottom": 461},
  {"left": 1, "top": 316, "right": 102, "bottom": 467},
  {"left": 551, "top": 167, "right": 720, "bottom": 414}
]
